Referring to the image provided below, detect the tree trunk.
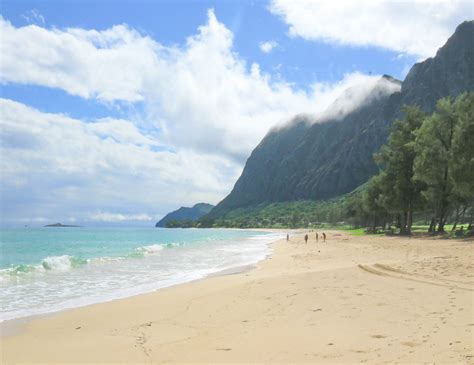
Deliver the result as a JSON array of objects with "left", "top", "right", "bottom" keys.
[
  {"left": 437, "top": 163, "right": 450, "bottom": 233},
  {"left": 438, "top": 212, "right": 446, "bottom": 232},
  {"left": 460, "top": 206, "right": 467, "bottom": 226},
  {"left": 428, "top": 217, "right": 436, "bottom": 232},
  {"left": 407, "top": 210, "right": 413, "bottom": 235},
  {"left": 452, "top": 206, "right": 460, "bottom": 231},
  {"left": 400, "top": 211, "right": 409, "bottom": 235}
]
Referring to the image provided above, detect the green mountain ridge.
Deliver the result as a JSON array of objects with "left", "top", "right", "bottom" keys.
[
  {"left": 206, "top": 21, "right": 474, "bottom": 223},
  {"left": 155, "top": 203, "right": 214, "bottom": 227}
]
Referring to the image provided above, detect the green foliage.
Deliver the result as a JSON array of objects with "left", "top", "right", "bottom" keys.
[
  {"left": 369, "top": 106, "right": 427, "bottom": 234},
  {"left": 165, "top": 219, "right": 197, "bottom": 228},
  {"left": 451, "top": 93, "right": 474, "bottom": 202},
  {"left": 204, "top": 198, "right": 350, "bottom": 229},
  {"left": 413, "top": 93, "right": 474, "bottom": 231}
]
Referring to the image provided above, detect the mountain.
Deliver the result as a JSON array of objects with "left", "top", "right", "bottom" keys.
[
  {"left": 208, "top": 21, "right": 474, "bottom": 219},
  {"left": 155, "top": 203, "right": 214, "bottom": 227}
]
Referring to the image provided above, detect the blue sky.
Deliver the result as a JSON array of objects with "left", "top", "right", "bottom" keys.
[{"left": 0, "top": 0, "right": 472, "bottom": 225}]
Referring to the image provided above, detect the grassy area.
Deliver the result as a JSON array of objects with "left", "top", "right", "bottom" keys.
[
  {"left": 411, "top": 224, "right": 463, "bottom": 232},
  {"left": 332, "top": 224, "right": 468, "bottom": 237},
  {"left": 341, "top": 227, "right": 386, "bottom": 236},
  {"left": 344, "top": 228, "right": 367, "bottom": 236}
]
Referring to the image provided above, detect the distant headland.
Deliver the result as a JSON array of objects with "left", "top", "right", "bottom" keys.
[{"left": 156, "top": 203, "right": 214, "bottom": 228}]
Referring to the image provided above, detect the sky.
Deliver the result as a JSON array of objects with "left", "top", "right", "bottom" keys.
[{"left": 1, "top": 0, "right": 472, "bottom": 225}]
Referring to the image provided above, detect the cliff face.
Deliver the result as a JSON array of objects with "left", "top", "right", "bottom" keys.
[
  {"left": 401, "top": 21, "right": 474, "bottom": 111},
  {"left": 156, "top": 203, "right": 214, "bottom": 227},
  {"left": 209, "top": 21, "right": 474, "bottom": 218}
]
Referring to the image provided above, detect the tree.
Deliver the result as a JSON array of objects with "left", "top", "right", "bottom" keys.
[
  {"left": 451, "top": 92, "right": 474, "bottom": 231},
  {"left": 451, "top": 93, "right": 474, "bottom": 202},
  {"left": 290, "top": 211, "right": 301, "bottom": 228},
  {"left": 363, "top": 173, "right": 391, "bottom": 232},
  {"left": 414, "top": 97, "right": 458, "bottom": 232},
  {"left": 375, "top": 106, "right": 426, "bottom": 234},
  {"left": 344, "top": 193, "right": 369, "bottom": 229}
]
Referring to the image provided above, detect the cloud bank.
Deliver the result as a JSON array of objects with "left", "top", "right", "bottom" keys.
[
  {"left": 269, "top": 0, "right": 472, "bottom": 59},
  {"left": 0, "top": 99, "right": 238, "bottom": 222}
]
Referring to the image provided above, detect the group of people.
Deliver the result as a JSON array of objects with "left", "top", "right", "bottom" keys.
[{"left": 286, "top": 232, "right": 326, "bottom": 243}]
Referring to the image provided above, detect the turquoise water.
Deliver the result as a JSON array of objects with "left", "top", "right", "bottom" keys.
[{"left": 0, "top": 227, "right": 281, "bottom": 321}]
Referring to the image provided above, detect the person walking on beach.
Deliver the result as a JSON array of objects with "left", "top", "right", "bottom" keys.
[
  {"left": 286, "top": 234, "right": 289, "bottom": 242},
  {"left": 322, "top": 232, "right": 326, "bottom": 242},
  {"left": 304, "top": 234, "right": 308, "bottom": 244},
  {"left": 316, "top": 232, "right": 319, "bottom": 242}
]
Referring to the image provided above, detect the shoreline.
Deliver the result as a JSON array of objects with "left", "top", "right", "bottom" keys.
[
  {"left": 2, "top": 231, "right": 473, "bottom": 363},
  {"left": 0, "top": 230, "right": 288, "bottom": 336},
  {"left": 0, "top": 261, "right": 264, "bottom": 338},
  {"left": 0, "top": 265, "right": 259, "bottom": 339}
]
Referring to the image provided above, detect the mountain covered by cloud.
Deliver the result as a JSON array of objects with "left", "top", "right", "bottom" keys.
[{"left": 209, "top": 21, "right": 474, "bottom": 218}]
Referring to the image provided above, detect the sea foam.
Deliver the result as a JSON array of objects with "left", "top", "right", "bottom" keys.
[
  {"left": 136, "top": 244, "right": 164, "bottom": 255},
  {"left": 42, "top": 255, "right": 89, "bottom": 271}
]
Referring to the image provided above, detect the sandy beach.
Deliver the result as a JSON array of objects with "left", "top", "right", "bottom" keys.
[{"left": 1, "top": 231, "right": 473, "bottom": 364}]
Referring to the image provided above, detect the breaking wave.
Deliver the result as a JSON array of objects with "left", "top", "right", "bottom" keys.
[{"left": 1, "top": 243, "right": 169, "bottom": 281}]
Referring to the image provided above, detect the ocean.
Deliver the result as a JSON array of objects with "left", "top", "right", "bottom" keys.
[{"left": 0, "top": 227, "right": 282, "bottom": 322}]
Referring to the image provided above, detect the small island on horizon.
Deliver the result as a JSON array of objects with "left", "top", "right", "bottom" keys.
[{"left": 44, "top": 223, "right": 82, "bottom": 228}]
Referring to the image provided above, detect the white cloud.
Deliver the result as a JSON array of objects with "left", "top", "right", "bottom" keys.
[
  {"left": 0, "top": 17, "right": 156, "bottom": 102},
  {"left": 269, "top": 0, "right": 473, "bottom": 59},
  {"left": 259, "top": 40, "right": 278, "bottom": 53},
  {"left": 315, "top": 74, "right": 401, "bottom": 122},
  {"left": 88, "top": 212, "right": 153, "bottom": 222},
  {"left": 21, "top": 9, "right": 45, "bottom": 25},
  {"left": 0, "top": 10, "right": 402, "bottom": 222}
]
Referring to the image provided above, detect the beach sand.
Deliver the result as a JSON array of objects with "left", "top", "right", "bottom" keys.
[{"left": 1, "top": 231, "right": 473, "bottom": 364}]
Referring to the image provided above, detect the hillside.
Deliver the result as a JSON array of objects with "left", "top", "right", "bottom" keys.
[
  {"left": 155, "top": 203, "right": 214, "bottom": 227},
  {"left": 208, "top": 21, "right": 474, "bottom": 220}
]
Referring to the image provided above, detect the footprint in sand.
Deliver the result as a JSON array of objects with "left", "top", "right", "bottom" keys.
[
  {"left": 401, "top": 341, "right": 419, "bottom": 347},
  {"left": 371, "top": 335, "right": 386, "bottom": 339},
  {"left": 352, "top": 349, "right": 369, "bottom": 354}
]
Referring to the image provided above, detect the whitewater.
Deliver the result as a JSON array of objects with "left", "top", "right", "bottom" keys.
[{"left": 0, "top": 227, "right": 282, "bottom": 322}]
